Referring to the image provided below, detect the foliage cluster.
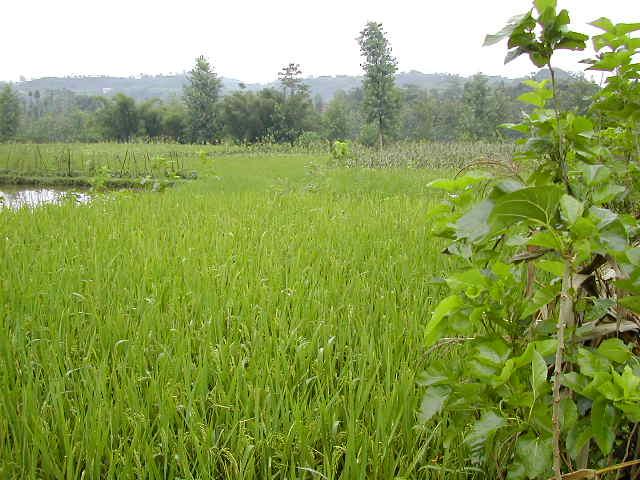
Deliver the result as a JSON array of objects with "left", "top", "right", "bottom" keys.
[{"left": 422, "top": 2, "right": 640, "bottom": 478}]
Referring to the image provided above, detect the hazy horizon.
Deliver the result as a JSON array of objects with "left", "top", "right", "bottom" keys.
[
  {"left": 1, "top": 67, "right": 583, "bottom": 85},
  {"left": 2, "top": 0, "right": 638, "bottom": 84}
]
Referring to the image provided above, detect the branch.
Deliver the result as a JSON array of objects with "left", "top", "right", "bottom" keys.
[{"left": 553, "top": 260, "right": 574, "bottom": 479}]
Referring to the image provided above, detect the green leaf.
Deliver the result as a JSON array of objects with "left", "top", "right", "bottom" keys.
[
  {"left": 531, "top": 401, "right": 553, "bottom": 434},
  {"left": 626, "top": 247, "right": 640, "bottom": 266},
  {"left": 588, "top": 51, "right": 633, "bottom": 71},
  {"left": 618, "top": 22, "right": 640, "bottom": 34},
  {"left": 446, "top": 269, "right": 488, "bottom": 295},
  {"left": 590, "top": 17, "right": 614, "bottom": 32},
  {"left": 533, "top": 339, "right": 558, "bottom": 357},
  {"left": 580, "top": 164, "right": 611, "bottom": 186},
  {"left": 506, "top": 462, "right": 527, "bottom": 480},
  {"left": 530, "top": 52, "right": 550, "bottom": 68},
  {"left": 591, "top": 34, "right": 616, "bottom": 52},
  {"left": 518, "top": 92, "right": 545, "bottom": 108},
  {"left": 500, "top": 122, "right": 530, "bottom": 134},
  {"left": 419, "top": 386, "right": 450, "bottom": 422},
  {"left": 577, "top": 348, "right": 611, "bottom": 377},
  {"left": 584, "top": 372, "right": 611, "bottom": 399},
  {"left": 619, "top": 296, "right": 640, "bottom": 314},
  {"left": 592, "top": 184, "right": 626, "bottom": 205},
  {"left": 474, "top": 338, "right": 512, "bottom": 365},
  {"left": 617, "top": 277, "right": 640, "bottom": 295},
  {"left": 589, "top": 206, "right": 618, "bottom": 229},
  {"left": 416, "top": 367, "right": 449, "bottom": 387},
  {"left": 574, "top": 239, "right": 592, "bottom": 264},
  {"left": 505, "top": 47, "right": 528, "bottom": 65},
  {"left": 494, "top": 341, "right": 556, "bottom": 385},
  {"left": 454, "top": 383, "right": 488, "bottom": 406},
  {"left": 495, "top": 179, "right": 525, "bottom": 194},
  {"left": 491, "top": 186, "right": 563, "bottom": 228},
  {"left": 464, "top": 411, "right": 506, "bottom": 461},
  {"left": 531, "top": 350, "right": 548, "bottom": 397},
  {"left": 597, "top": 380, "right": 624, "bottom": 401},
  {"left": 528, "top": 230, "right": 562, "bottom": 251},
  {"left": 556, "top": 38, "right": 587, "bottom": 51},
  {"left": 613, "top": 366, "right": 640, "bottom": 400},
  {"left": 599, "top": 219, "right": 628, "bottom": 252},
  {"left": 560, "top": 397, "right": 578, "bottom": 432},
  {"left": 454, "top": 200, "right": 494, "bottom": 242},
  {"left": 570, "top": 115, "right": 594, "bottom": 135},
  {"left": 518, "top": 88, "right": 554, "bottom": 108},
  {"left": 484, "top": 12, "right": 532, "bottom": 46},
  {"left": 591, "top": 398, "right": 616, "bottom": 455},
  {"left": 597, "top": 338, "right": 632, "bottom": 363},
  {"left": 534, "top": 0, "right": 556, "bottom": 15},
  {"left": 560, "top": 194, "right": 584, "bottom": 226},
  {"left": 521, "top": 283, "right": 561, "bottom": 319},
  {"left": 427, "top": 174, "right": 489, "bottom": 192},
  {"left": 617, "top": 402, "right": 640, "bottom": 422},
  {"left": 511, "top": 434, "right": 553, "bottom": 479},
  {"left": 567, "top": 421, "right": 592, "bottom": 460},
  {"left": 523, "top": 79, "right": 550, "bottom": 90},
  {"left": 562, "top": 372, "right": 590, "bottom": 395},
  {"left": 469, "top": 357, "right": 501, "bottom": 379},
  {"left": 555, "top": 9, "right": 570, "bottom": 26},
  {"left": 557, "top": 31, "right": 589, "bottom": 51},
  {"left": 536, "top": 260, "right": 564, "bottom": 277},
  {"left": 571, "top": 217, "right": 598, "bottom": 240},
  {"left": 425, "top": 295, "right": 462, "bottom": 347},
  {"left": 584, "top": 298, "right": 615, "bottom": 322},
  {"left": 626, "top": 37, "right": 640, "bottom": 50}
]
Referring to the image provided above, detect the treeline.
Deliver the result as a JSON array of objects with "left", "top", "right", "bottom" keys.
[{"left": 0, "top": 58, "right": 597, "bottom": 145}]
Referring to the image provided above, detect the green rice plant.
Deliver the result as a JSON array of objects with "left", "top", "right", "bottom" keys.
[
  {"left": 348, "top": 141, "right": 517, "bottom": 169},
  {"left": 0, "top": 153, "right": 477, "bottom": 479},
  {"left": 0, "top": 141, "right": 516, "bottom": 184}
]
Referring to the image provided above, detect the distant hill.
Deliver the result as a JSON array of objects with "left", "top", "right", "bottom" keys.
[{"left": 6, "top": 69, "right": 574, "bottom": 103}]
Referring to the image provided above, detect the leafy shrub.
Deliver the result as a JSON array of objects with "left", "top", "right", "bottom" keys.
[{"left": 421, "top": 2, "right": 640, "bottom": 479}]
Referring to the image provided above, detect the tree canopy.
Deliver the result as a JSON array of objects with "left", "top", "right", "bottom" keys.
[
  {"left": 358, "top": 22, "right": 400, "bottom": 148},
  {"left": 183, "top": 55, "right": 222, "bottom": 144}
]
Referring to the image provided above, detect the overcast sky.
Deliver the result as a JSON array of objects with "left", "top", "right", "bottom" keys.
[{"left": 1, "top": 0, "right": 638, "bottom": 83}]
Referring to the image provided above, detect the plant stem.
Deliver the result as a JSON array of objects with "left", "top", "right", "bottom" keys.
[
  {"left": 553, "top": 258, "right": 574, "bottom": 479},
  {"left": 548, "top": 62, "right": 572, "bottom": 196}
]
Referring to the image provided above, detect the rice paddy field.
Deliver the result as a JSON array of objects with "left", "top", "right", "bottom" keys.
[{"left": 0, "top": 144, "right": 477, "bottom": 479}]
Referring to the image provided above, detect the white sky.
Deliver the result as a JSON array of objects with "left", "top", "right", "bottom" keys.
[{"left": 1, "top": 0, "right": 638, "bottom": 83}]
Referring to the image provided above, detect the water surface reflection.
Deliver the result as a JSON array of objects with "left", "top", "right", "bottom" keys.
[{"left": 0, "top": 187, "right": 91, "bottom": 209}]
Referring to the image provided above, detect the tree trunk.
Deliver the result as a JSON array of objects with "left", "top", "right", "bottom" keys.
[{"left": 378, "top": 117, "right": 383, "bottom": 165}]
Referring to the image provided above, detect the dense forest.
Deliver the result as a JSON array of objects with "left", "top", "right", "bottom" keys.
[{"left": 0, "top": 62, "right": 598, "bottom": 144}]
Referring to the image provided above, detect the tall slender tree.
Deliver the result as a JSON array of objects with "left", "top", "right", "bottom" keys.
[
  {"left": 357, "top": 22, "right": 399, "bottom": 150},
  {"left": 0, "top": 85, "right": 21, "bottom": 141},
  {"left": 183, "top": 55, "right": 222, "bottom": 144}
]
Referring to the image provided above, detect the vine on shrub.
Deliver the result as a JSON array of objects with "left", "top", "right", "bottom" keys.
[{"left": 421, "top": 2, "right": 640, "bottom": 478}]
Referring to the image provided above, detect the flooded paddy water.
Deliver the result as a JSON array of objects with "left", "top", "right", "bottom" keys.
[{"left": 0, "top": 186, "right": 91, "bottom": 209}]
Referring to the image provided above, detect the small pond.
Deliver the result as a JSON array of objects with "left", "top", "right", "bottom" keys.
[{"left": 0, "top": 186, "right": 91, "bottom": 209}]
